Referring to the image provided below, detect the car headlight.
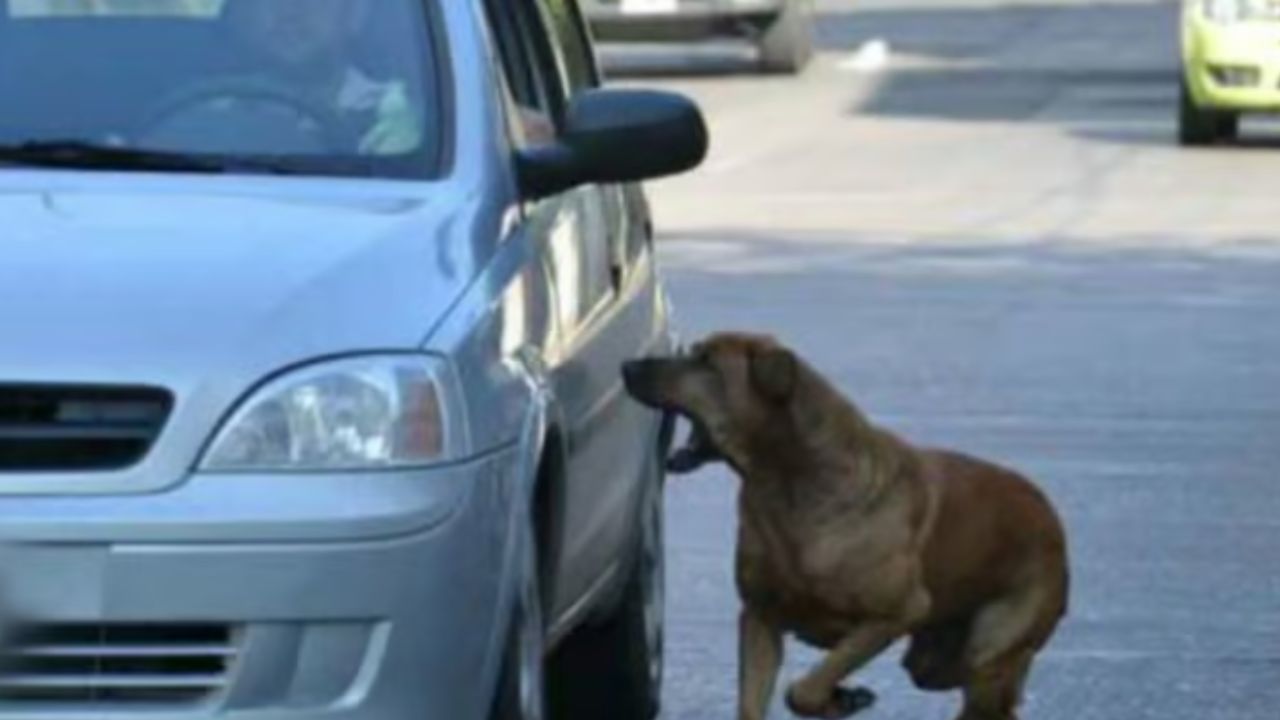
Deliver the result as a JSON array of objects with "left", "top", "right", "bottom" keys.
[
  {"left": 201, "top": 355, "right": 469, "bottom": 472},
  {"left": 1202, "top": 0, "right": 1265, "bottom": 22}
]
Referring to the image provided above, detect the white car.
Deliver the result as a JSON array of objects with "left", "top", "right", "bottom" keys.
[{"left": 584, "top": 0, "right": 816, "bottom": 74}]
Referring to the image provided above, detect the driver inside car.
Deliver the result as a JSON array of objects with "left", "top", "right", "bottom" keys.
[{"left": 227, "top": 0, "right": 422, "bottom": 156}]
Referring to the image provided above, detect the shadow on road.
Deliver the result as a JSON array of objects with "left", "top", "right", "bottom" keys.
[
  {"left": 1073, "top": 125, "right": 1280, "bottom": 149},
  {"left": 857, "top": 65, "right": 1176, "bottom": 121},
  {"left": 829, "top": 0, "right": 1280, "bottom": 148},
  {"left": 593, "top": 1, "right": 1280, "bottom": 149},
  {"left": 599, "top": 0, "right": 1280, "bottom": 148},
  {"left": 816, "top": 1, "right": 1170, "bottom": 58},
  {"left": 659, "top": 227, "right": 1280, "bottom": 281},
  {"left": 599, "top": 43, "right": 765, "bottom": 80},
  {"left": 830, "top": 2, "right": 1175, "bottom": 138}
]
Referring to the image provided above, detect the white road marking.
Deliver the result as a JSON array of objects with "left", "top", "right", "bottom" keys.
[{"left": 839, "top": 38, "right": 892, "bottom": 74}]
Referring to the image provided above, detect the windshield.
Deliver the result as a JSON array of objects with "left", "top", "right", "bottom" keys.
[{"left": 0, "top": 0, "right": 444, "bottom": 178}]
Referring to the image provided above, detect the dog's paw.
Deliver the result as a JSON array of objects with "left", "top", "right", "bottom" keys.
[
  {"left": 785, "top": 684, "right": 876, "bottom": 719},
  {"left": 830, "top": 686, "right": 877, "bottom": 718}
]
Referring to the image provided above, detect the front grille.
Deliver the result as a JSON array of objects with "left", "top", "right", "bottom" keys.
[
  {"left": 0, "top": 385, "right": 172, "bottom": 472},
  {"left": 1208, "top": 64, "right": 1261, "bottom": 89},
  {"left": 0, "top": 623, "right": 239, "bottom": 707}
]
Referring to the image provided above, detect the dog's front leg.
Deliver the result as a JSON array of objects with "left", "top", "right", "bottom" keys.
[
  {"left": 739, "top": 609, "right": 783, "bottom": 720},
  {"left": 784, "top": 621, "right": 902, "bottom": 719}
]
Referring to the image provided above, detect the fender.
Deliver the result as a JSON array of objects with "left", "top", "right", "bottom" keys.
[{"left": 476, "top": 346, "right": 566, "bottom": 708}]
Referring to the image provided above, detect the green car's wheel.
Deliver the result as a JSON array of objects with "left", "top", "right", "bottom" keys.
[
  {"left": 1215, "top": 111, "right": 1240, "bottom": 143},
  {"left": 1179, "top": 79, "right": 1235, "bottom": 146}
]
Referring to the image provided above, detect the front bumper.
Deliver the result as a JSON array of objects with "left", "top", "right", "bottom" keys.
[
  {"left": 1184, "top": 18, "right": 1280, "bottom": 110},
  {"left": 585, "top": 0, "right": 786, "bottom": 41},
  {"left": 0, "top": 448, "right": 522, "bottom": 720}
]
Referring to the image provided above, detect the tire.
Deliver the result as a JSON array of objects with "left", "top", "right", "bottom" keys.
[
  {"left": 758, "top": 0, "right": 815, "bottom": 75},
  {"left": 1179, "top": 79, "right": 1232, "bottom": 146},
  {"left": 548, "top": 462, "right": 665, "bottom": 720},
  {"left": 1216, "top": 111, "right": 1240, "bottom": 143},
  {"left": 491, "top": 518, "right": 548, "bottom": 720}
]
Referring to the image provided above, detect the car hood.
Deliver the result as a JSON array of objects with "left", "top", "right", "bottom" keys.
[{"left": 0, "top": 185, "right": 477, "bottom": 393}]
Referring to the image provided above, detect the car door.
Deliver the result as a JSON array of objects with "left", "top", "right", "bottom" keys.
[{"left": 487, "top": 0, "right": 657, "bottom": 626}]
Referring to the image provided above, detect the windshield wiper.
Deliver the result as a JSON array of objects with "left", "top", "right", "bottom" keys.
[{"left": 0, "top": 140, "right": 297, "bottom": 175}]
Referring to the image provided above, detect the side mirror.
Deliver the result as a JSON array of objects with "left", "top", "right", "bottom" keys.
[{"left": 517, "top": 89, "right": 709, "bottom": 200}]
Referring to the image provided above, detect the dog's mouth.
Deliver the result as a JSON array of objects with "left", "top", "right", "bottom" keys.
[
  {"left": 665, "top": 416, "right": 722, "bottom": 475},
  {"left": 624, "top": 358, "right": 725, "bottom": 474}
]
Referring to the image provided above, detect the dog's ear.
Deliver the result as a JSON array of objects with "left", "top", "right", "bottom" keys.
[{"left": 749, "top": 345, "right": 797, "bottom": 402}]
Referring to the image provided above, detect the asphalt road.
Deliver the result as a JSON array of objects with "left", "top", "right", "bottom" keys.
[{"left": 600, "top": 1, "right": 1280, "bottom": 718}]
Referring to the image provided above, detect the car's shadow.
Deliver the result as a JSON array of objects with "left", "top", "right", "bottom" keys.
[
  {"left": 598, "top": 43, "right": 763, "bottom": 79},
  {"left": 1075, "top": 125, "right": 1280, "bottom": 149}
]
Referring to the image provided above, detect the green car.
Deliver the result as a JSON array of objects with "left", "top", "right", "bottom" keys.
[
  {"left": 1181, "top": 0, "right": 1280, "bottom": 144},
  {"left": 582, "top": 0, "right": 815, "bottom": 74}
]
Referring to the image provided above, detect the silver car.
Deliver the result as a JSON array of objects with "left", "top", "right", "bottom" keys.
[
  {"left": 583, "top": 0, "right": 816, "bottom": 73},
  {"left": 0, "top": 1, "right": 707, "bottom": 719}
]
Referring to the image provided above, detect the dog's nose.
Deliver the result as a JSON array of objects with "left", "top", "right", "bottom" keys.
[{"left": 622, "top": 358, "right": 662, "bottom": 392}]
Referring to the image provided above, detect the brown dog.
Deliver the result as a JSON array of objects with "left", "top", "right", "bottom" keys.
[{"left": 622, "top": 333, "right": 1069, "bottom": 720}]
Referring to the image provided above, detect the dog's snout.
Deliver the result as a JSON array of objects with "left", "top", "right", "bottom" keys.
[
  {"left": 621, "top": 359, "right": 647, "bottom": 386},
  {"left": 622, "top": 358, "right": 669, "bottom": 406},
  {"left": 621, "top": 359, "right": 650, "bottom": 393}
]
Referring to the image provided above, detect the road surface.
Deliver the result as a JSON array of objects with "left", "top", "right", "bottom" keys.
[{"left": 600, "top": 1, "right": 1280, "bottom": 718}]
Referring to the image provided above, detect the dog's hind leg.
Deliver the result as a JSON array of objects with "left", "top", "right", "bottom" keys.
[
  {"left": 739, "top": 609, "right": 784, "bottom": 720},
  {"left": 955, "top": 650, "right": 1032, "bottom": 720},
  {"left": 783, "top": 621, "right": 900, "bottom": 719},
  {"left": 954, "top": 581, "right": 1060, "bottom": 720}
]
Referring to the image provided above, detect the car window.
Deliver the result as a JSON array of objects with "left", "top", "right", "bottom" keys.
[
  {"left": 11, "top": 0, "right": 226, "bottom": 16},
  {"left": 0, "top": 0, "right": 444, "bottom": 179},
  {"left": 486, "top": 6, "right": 541, "bottom": 114},
  {"left": 11, "top": 0, "right": 225, "bottom": 17},
  {"left": 487, "top": 1, "right": 559, "bottom": 113},
  {"left": 483, "top": 0, "right": 562, "bottom": 146},
  {"left": 534, "top": 0, "right": 600, "bottom": 93}
]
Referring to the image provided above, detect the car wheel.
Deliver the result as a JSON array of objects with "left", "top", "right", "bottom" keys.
[
  {"left": 759, "top": 0, "right": 815, "bottom": 75},
  {"left": 491, "top": 518, "right": 547, "bottom": 720},
  {"left": 548, "top": 460, "right": 665, "bottom": 720},
  {"left": 1179, "top": 79, "right": 1226, "bottom": 146},
  {"left": 1216, "top": 111, "right": 1240, "bottom": 143}
]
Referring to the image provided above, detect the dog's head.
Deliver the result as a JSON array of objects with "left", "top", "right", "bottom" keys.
[{"left": 623, "top": 333, "right": 801, "bottom": 473}]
